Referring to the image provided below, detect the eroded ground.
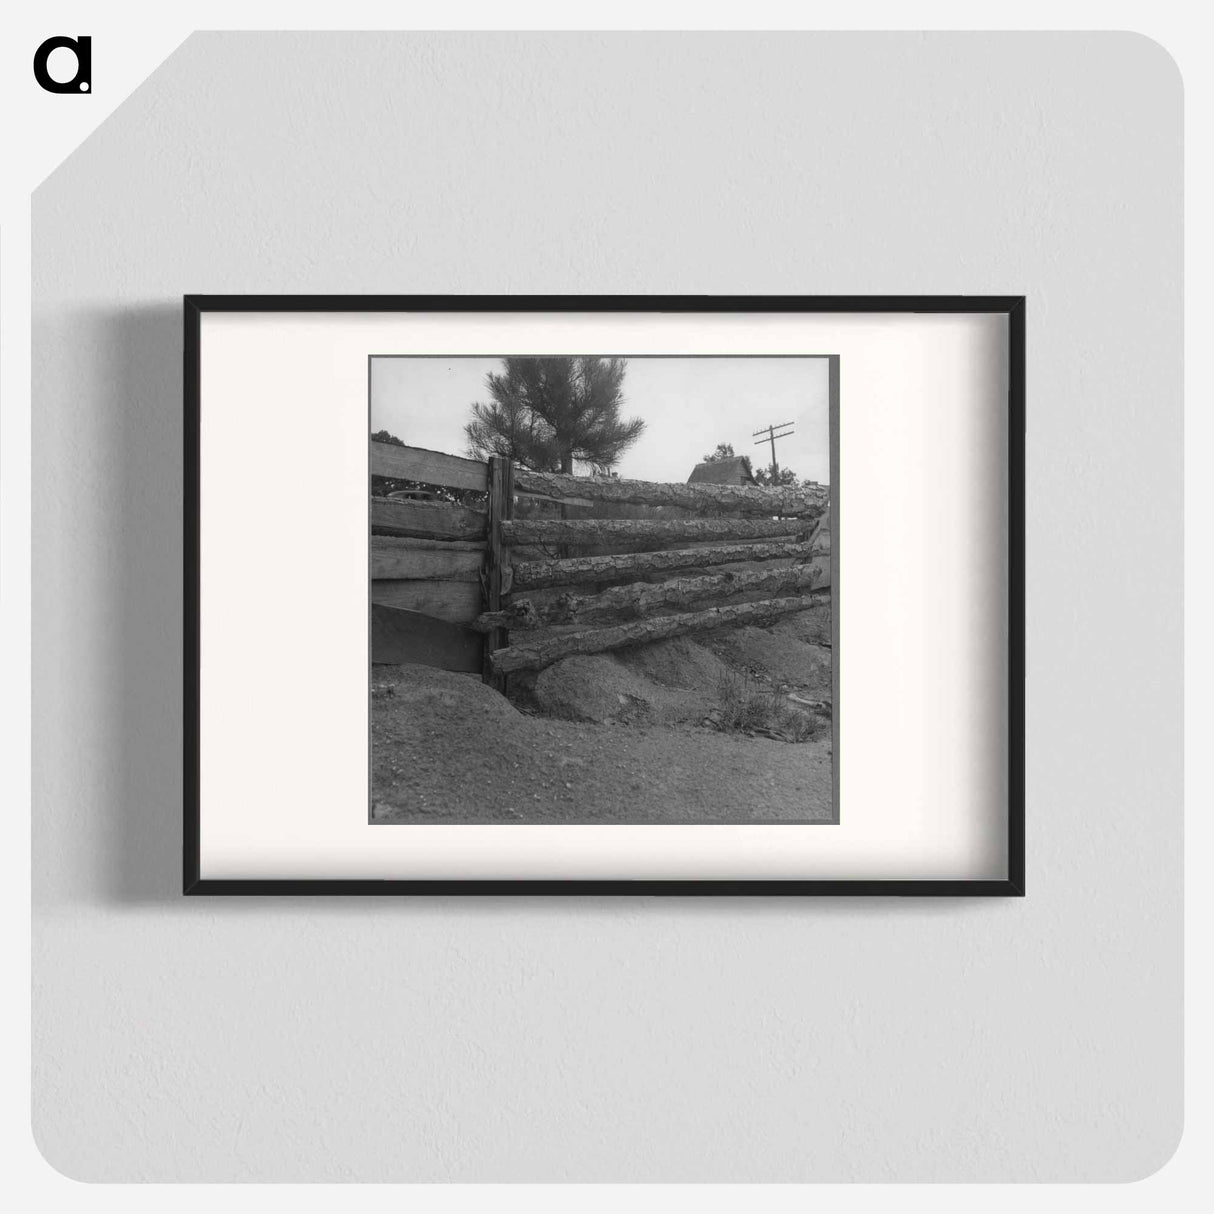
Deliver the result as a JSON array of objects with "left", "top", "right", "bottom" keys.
[{"left": 371, "top": 604, "right": 834, "bottom": 825}]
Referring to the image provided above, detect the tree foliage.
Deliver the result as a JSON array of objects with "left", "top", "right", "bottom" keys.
[
  {"left": 465, "top": 356, "right": 645, "bottom": 474},
  {"left": 753, "top": 464, "right": 800, "bottom": 487}
]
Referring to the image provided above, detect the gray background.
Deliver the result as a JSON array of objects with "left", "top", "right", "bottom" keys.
[{"left": 32, "top": 33, "right": 1182, "bottom": 1181}]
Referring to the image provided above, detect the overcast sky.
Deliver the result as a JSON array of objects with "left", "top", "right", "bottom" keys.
[{"left": 370, "top": 356, "right": 831, "bottom": 485}]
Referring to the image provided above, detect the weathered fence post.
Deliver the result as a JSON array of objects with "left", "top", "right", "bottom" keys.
[{"left": 483, "top": 454, "right": 514, "bottom": 689}]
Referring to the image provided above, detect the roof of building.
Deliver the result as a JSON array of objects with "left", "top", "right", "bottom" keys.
[{"left": 687, "top": 456, "right": 757, "bottom": 486}]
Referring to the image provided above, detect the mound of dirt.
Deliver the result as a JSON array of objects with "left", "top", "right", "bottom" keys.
[
  {"left": 614, "top": 636, "right": 732, "bottom": 694},
  {"left": 371, "top": 665, "right": 534, "bottom": 821},
  {"left": 526, "top": 635, "right": 764, "bottom": 728},
  {"left": 530, "top": 651, "right": 709, "bottom": 726},
  {"left": 372, "top": 663, "right": 520, "bottom": 725},
  {"left": 702, "top": 626, "right": 832, "bottom": 697},
  {"left": 769, "top": 602, "right": 832, "bottom": 647},
  {"left": 512, "top": 608, "right": 834, "bottom": 729}
]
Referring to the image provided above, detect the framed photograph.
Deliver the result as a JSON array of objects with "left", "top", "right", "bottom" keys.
[{"left": 185, "top": 296, "right": 1023, "bottom": 894}]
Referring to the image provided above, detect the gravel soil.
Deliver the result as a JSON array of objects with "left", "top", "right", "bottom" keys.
[{"left": 371, "top": 662, "right": 833, "bottom": 825}]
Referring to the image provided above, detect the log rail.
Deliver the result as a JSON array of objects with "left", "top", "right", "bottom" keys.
[
  {"left": 510, "top": 537, "right": 820, "bottom": 591},
  {"left": 512, "top": 466, "right": 827, "bottom": 517},
  {"left": 474, "top": 564, "right": 825, "bottom": 632},
  {"left": 488, "top": 595, "right": 829, "bottom": 675},
  {"left": 502, "top": 515, "right": 811, "bottom": 547}
]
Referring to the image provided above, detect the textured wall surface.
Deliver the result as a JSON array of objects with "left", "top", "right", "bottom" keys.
[{"left": 32, "top": 32, "right": 1182, "bottom": 1181}]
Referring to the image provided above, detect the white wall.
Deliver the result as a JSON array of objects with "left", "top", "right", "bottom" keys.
[{"left": 31, "top": 32, "right": 1182, "bottom": 1181}]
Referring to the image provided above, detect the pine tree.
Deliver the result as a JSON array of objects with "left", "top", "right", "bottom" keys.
[{"left": 465, "top": 357, "right": 644, "bottom": 474}]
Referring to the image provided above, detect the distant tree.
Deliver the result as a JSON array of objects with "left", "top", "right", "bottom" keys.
[
  {"left": 371, "top": 428, "right": 405, "bottom": 446},
  {"left": 753, "top": 464, "right": 800, "bottom": 487},
  {"left": 465, "top": 356, "right": 645, "bottom": 474}
]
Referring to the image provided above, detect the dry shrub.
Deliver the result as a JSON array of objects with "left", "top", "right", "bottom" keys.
[{"left": 715, "top": 672, "right": 817, "bottom": 743}]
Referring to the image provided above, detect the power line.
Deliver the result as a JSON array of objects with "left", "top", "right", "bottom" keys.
[{"left": 752, "top": 422, "right": 795, "bottom": 482}]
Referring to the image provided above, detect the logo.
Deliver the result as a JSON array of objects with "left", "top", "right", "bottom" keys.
[{"left": 33, "top": 35, "right": 91, "bottom": 94}]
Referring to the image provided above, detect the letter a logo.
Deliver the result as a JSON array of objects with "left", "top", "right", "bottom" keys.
[{"left": 34, "top": 36, "right": 92, "bottom": 94}]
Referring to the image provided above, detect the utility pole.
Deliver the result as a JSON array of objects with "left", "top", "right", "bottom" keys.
[{"left": 753, "top": 421, "right": 795, "bottom": 482}]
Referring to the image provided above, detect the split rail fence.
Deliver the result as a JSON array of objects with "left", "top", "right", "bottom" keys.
[{"left": 370, "top": 439, "right": 831, "bottom": 688}]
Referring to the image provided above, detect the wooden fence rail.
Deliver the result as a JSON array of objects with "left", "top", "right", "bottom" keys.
[
  {"left": 503, "top": 515, "right": 812, "bottom": 547},
  {"left": 510, "top": 537, "right": 821, "bottom": 591},
  {"left": 473, "top": 564, "right": 825, "bottom": 632},
  {"left": 370, "top": 438, "right": 830, "bottom": 679},
  {"left": 371, "top": 497, "right": 487, "bottom": 541},
  {"left": 371, "top": 537, "right": 484, "bottom": 581},
  {"left": 512, "top": 467, "right": 827, "bottom": 517},
  {"left": 370, "top": 440, "right": 488, "bottom": 491}
]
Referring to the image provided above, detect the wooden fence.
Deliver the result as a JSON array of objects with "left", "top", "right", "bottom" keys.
[{"left": 370, "top": 439, "right": 831, "bottom": 685}]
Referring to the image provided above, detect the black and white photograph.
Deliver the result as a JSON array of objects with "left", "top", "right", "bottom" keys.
[{"left": 369, "top": 354, "right": 837, "bottom": 825}]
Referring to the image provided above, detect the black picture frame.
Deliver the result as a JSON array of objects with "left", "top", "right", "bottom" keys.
[{"left": 184, "top": 295, "right": 1025, "bottom": 896}]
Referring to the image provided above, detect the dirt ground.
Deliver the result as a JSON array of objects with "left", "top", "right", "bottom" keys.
[{"left": 371, "top": 605, "right": 834, "bottom": 824}]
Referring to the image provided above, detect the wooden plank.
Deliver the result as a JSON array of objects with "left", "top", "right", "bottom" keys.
[
  {"left": 512, "top": 467, "right": 828, "bottom": 517},
  {"left": 489, "top": 594, "right": 828, "bottom": 674},
  {"left": 482, "top": 455, "right": 513, "bottom": 689},
  {"left": 371, "top": 496, "right": 486, "bottom": 541},
  {"left": 473, "top": 564, "right": 826, "bottom": 631},
  {"left": 371, "top": 537, "right": 484, "bottom": 581},
  {"left": 371, "top": 603, "right": 483, "bottom": 672},
  {"left": 370, "top": 441, "right": 487, "bottom": 491},
  {"left": 369, "top": 535, "right": 484, "bottom": 552},
  {"left": 371, "top": 579, "right": 483, "bottom": 624},
  {"left": 512, "top": 538, "right": 821, "bottom": 590},
  {"left": 503, "top": 516, "right": 810, "bottom": 547}
]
